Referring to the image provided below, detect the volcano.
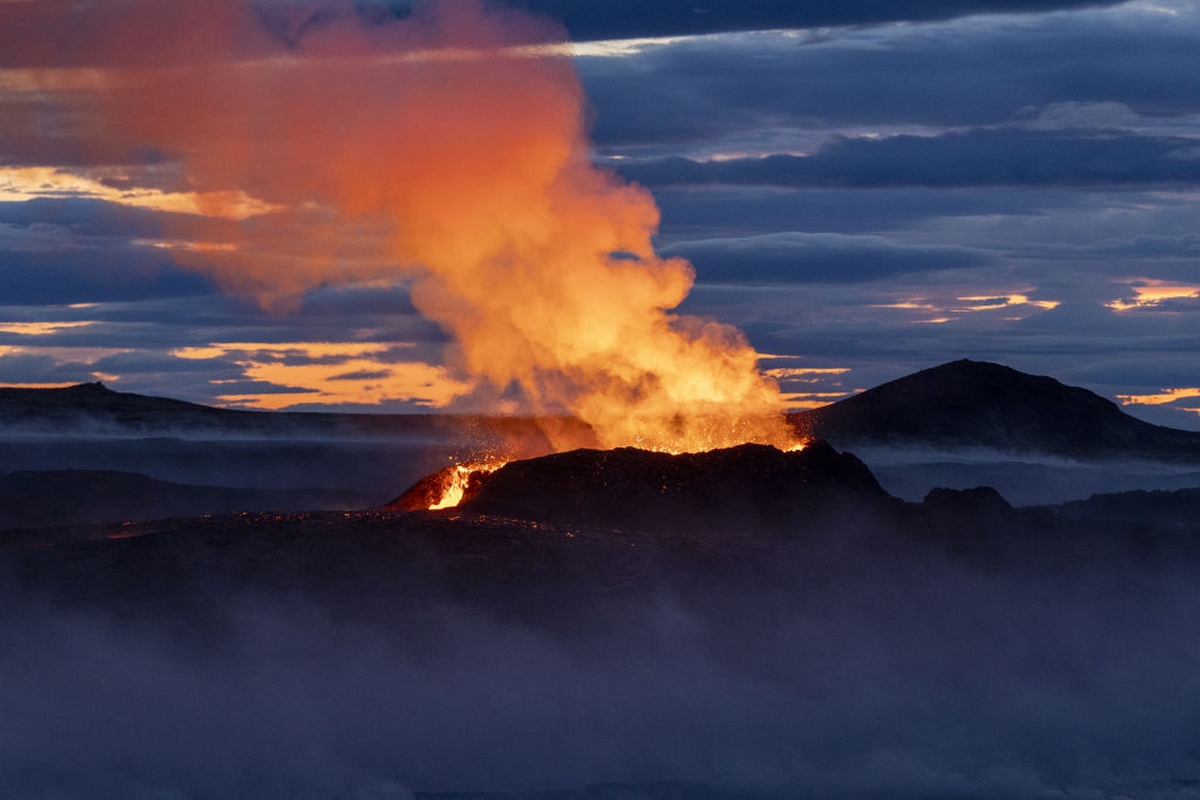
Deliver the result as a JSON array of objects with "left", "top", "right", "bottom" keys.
[{"left": 387, "top": 440, "right": 897, "bottom": 532}]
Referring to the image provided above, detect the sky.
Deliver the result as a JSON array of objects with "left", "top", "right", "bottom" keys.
[{"left": 1, "top": 0, "right": 1199, "bottom": 430}]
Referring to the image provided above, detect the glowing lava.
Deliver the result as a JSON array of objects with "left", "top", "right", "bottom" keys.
[{"left": 428, "top": 461, "right": 505, "bottom": 510}]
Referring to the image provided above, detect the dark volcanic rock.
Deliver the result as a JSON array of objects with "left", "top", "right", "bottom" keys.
[
  {"left": 791, "top": 358, "right": 1200, "bottom": 458},
  {"left": 923, "top": 485, "right": 1014, "bottom": 518},
  {"left": 455, "top": 440, "right": 893, "bottom": 531},
  {"left": 920, "top": 485, "right": 1018, "bottom": 555}
]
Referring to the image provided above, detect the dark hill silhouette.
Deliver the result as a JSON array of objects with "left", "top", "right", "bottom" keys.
[
  {"left": 0, "top": 381, "right": 252, "bottom": 430},
  {"left": 1050, "top": 486, "right": 1200, "bottom": 529},
  {"left": 791, "top": 359, "right": 1200, "bottom": 458},
  {"left": 0, "top": 381, "right": 590, "bottom": 446}
]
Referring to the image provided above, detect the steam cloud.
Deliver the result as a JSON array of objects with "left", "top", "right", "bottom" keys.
[{"left": 0, "top": 0, "right": 796, "bottom": 451}]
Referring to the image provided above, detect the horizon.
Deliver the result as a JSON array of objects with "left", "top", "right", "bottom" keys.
[{"left": 1, "top": 0, "right": 1198, "bottom": 431}]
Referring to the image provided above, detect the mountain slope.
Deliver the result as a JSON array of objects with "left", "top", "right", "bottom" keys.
[{"left": 791, "top": 359, "right": 1200, "bottom": 458}]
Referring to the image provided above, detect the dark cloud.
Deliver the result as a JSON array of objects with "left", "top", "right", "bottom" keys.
[
  {"left": 579, "top": 9, "right": 1200, "bottom": 147},
  {"left": 385, "top": 0, "right": 1124, "bottom": 41},
  {"left": 649, "top": 186, "right": 1093, "bottom": 238},
  {"left": 661, "top": 232, "right": 989, "bottom": 283},
  {"left": 0, "top": 198, "right": 170, "bottom": 239},
  {"left": 0, "top": 248, "right": 214, "bottom": 305},
  {"left": 0, "top": 199, "right": 230, "bottom": 305},
  {"left": 0, "top": 351, "right": 96, "bottom": 385},
  {"left": 620, "top": 130, "right": 1200, "bottom": 189}
]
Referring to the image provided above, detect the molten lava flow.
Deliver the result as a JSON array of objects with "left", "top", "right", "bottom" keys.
[
  {"left": 428, "top": 461, "right": 504, "bottom": 510},
  {"left": 2, "top": 0, "right": 809, "bottom": 453}
]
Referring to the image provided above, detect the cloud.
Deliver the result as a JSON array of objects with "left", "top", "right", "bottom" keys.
[
  {"left": 171, "top": 341, "right": 475, "bottom": 410},
  {"left": 577, "top": 5, "right": 1200, "bottom": 150},
  {"left": 461, "top": 0, "right": 1125, "bottom": 41},
  {"left": 1106, "top": 279, "right": 1200, "bottom": 312},
  {"left": 620, "top": 130, "right": 1200, "bottom": 189},
  {"left": 660, "top": 232, "right": 990, "bottom": 283},
  {"left": 0, "top": 238, "right": 215, "bottom": 305},
  {"left": 0, "top": 166, "right": 277, "bottom": 220}
]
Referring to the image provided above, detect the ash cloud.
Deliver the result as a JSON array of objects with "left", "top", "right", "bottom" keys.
[{"left": 0, "top": 0, "right": 800, "bottom": 449}]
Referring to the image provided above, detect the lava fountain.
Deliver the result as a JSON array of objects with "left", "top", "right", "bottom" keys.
[{"left": 6, "top": 0, "right": 807, "bottom": 476}]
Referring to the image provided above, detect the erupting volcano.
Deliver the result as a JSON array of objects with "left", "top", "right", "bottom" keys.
[{"left": 21, "top": 0, "right": 804, "bottom": 456}]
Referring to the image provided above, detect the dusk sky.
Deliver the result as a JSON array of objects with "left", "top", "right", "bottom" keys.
[{"left": 2, "top": 0, "right": 1199, "bottom": 430}]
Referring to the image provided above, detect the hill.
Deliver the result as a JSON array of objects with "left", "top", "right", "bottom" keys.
[
  {"left": 0, "top": 381, "right": 257, "bottom": 431},
  {"left": 791, "top": 359, "right": 1200, "bottom": 458}
]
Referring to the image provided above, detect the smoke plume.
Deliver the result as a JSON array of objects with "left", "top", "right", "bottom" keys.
[{"left": 1, "top": 0, "right": 797, "bottom": 451}]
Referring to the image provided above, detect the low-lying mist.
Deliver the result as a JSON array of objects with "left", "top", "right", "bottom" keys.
[
  {"left": 0, "top": 433, "right": 466, "bottom": 497},
  {"left": 5, "top": 516, "right": 1200, "bottom": 800},
  {"left": 848, "top": 444, "right": 1200, "bottom": 505}
]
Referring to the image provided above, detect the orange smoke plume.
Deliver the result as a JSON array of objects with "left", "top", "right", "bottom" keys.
[{"left": 2, "top": 0, "right": 799, "bottom": 452}]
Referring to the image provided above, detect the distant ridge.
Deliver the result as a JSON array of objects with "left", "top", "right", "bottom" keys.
[
  {"left": 0, "top": 381, "right": 256, "bottom": 431},
  {"left": 0, "top": 381, "right": 582, "bottom": 445},
  {"left": 791, "top": 359, "right": 1200, "bottom": 459},
  {"left": 7, "top": 362, "right": 1200, "bottom": 461}
]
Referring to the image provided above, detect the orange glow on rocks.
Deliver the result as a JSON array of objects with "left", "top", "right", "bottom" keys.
[{"left": 3, "top": 0, "right": 801, "bottom": 452}]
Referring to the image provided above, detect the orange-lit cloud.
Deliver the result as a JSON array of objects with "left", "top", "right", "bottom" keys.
[
  {"left": 173, "top": 341, "right": 473, "bottom": 410},
  {"left": 780, "top": 391, "right": 860, "bottom": 410},
  {"left": 0, "top": 167, "right": 277, "bottom": 220},
  {"left": 0, "top": 345, "right": 130, "bottom": 364},
  {"left": 763, "top": 366, "right": 851, "bottom": 382},
  {"left": 1116, "top": 387, "right": 1200, "bottom": 406},
  {"left": 955, "top": 294, "right": 1060, "bottom": 312},
  {"left": 0, "top": 321, "right": 95, "bottom": 335},
  {"left": 170, "top": 342, "right": 400, "bottom": 361},
  {"left": 1106, "top": 279, "right": 1200, "bottom": 311},
  {"left": 2, "top": 0, "right": 797, "bottom": 451},
  {"left": 874, "top": 290, "right": 1059, "bottom": 323},
  {"left": 0, "top": 381, "right": 83, "bottom": 389}
]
